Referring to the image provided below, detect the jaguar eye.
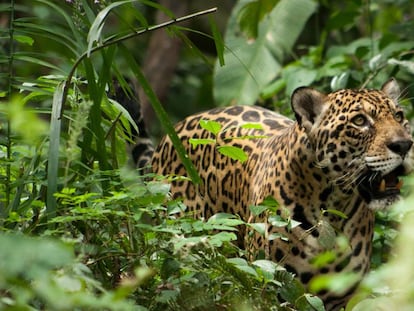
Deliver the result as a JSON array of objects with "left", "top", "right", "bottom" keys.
[
  {"left": 395, "top": 111, "right": 404, "bottom": 123},
  {"left": 351, "top": 114, "right": 368, "bottom": 126}
]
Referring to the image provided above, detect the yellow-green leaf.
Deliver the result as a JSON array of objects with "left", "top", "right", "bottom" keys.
[
  {"left": 189, "top": 138, "right": 216, "bottom": 148},
  {"left": 200, "top": 119, "right": 222, "bottom": 136},
  {"left": 217, "top": 145, "right": 248, "bottom": 162}
]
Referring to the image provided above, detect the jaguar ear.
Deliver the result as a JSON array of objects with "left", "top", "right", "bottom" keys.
[
  {"left": 291, "top": 87, "right": 328, "bottom": 132},
  {"left": 381, "top": 78, "right": 400, "bottom": 102}
]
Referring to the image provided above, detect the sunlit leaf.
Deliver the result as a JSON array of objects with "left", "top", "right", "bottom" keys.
[
  {"left": 200, "top": 119, "right": 222, "bottom": 136},
  {"left": 309, "top": 250, "right": 337, "bottom": 269},
  {"left": 324, "top": 209, "right": 348, "bottom": 219},
  {"left": 189, "top": 138, "right": 216, "bottom": 148},
  {"left": 240, "top": 122, "right": 264, "bottom": 130},
  {"left": 217, "top": 145, "right": 248, "bottom": 163},
  {"left": 14, "top": 35, "right": 34, "bottom": 45}
]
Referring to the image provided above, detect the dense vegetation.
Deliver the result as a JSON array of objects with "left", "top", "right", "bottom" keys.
[{"left": 1, "top": 0, "right": 414, "bottom": 310}]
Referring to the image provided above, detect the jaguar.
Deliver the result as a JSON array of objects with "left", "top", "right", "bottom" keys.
[{"left": 138, "top": 79, "right": 413, "bottom": 310}]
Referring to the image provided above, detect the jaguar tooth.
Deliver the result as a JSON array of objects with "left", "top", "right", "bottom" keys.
[
  {"left": 396, "top": 179, "right": 403, "bottom": 190},
  {"left": 379, "top": 179, "right": 386, "bottom": 192}
]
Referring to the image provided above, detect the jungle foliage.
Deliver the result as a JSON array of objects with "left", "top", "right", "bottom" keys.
[{"left": 1, "top": 0, "right": 414, "bottom": 310}]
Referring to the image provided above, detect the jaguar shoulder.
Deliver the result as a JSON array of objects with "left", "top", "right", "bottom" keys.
[{"left": 149, "top": 79, "right": 413, "bottom": 310}]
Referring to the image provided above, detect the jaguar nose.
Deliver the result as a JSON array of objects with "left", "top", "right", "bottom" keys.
[{"left": 387, "top": 139, "right": 413, "bottom": 157}]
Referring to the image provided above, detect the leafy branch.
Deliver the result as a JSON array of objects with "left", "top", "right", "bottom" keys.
[{"left": 47, "top": 6, "right": 217, "bottom": 217}]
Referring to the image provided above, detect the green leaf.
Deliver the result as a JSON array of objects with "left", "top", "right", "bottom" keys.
[
  {"left": 208, "top": 212, "right": 240, "bottom": 221},
  {"left": 309, "top": 250, "right": 337, "bottom": 269},
  {"left": 261, "top": 196, "right": 280, "bottom": 208},
  {"left": 14, "top": 35, "right": 34, "bottom": 45},
  {"left": 210, "top": 232, "right": 238, "bottom": 247},
  {"left": 248, "top": 222, "right": 266, "bottom": 235},
  {"left": 189, "top": 138, "right": 216, "bottom": 148},
  {"left": 317, "top": 220, "right": 337, "bottom": 249},
  {"left": 388, "top": 58, "right": 414, "bottom": 74},
  {"left": 261, "top": 78, "right": 286, "bottom": 99},
  {"left": 237, "top": 0, "right": 278, "bottom": 38},
  {"left": 278, "top": 277, "right": 305, "bottom": 304},
  {"left": 304, "top": 294, "right": 326, "bottom": 311},
  {"left": 309, "top": 272, "right": 360, "bottom": 295},
  {"left": 217, "top": 145, "right": 248, "bottom": 163},
  {"left": 37, "top": 0, "right": 85, "bottom": 50},
  {"left": 160, "top": 257, "right": 180, "bottom": 280},
  {"left": 249, "top": 204, "right": 269, "bottom": 216},
  {"left": 324, "top": 209, "right": 348, "bottom": 219},
  {"left": 252, "top": 259, "right": 279, "bottom": 275},
  {"left": 282, "top": 65, "right": 318, "bottom": 96},
  {"left": 4, "top": 96, "right": 48, "bottom": 143},
  {"left": 107, "top": 98, "right": 139, "bottom": 136},
  {"left": 269, "top": 215, "right": 289, "bottom": 227},
  {"left": 227, "top": 257, "right": 249, "bottom": 266},
  {"left": 83, "top": 54, "right": 111, "bottom": 172},
  {"left": 47, "top": 82, "right": 64, "bottom": 219},
  {"left": 268, "top": 232, "right": 288, "bottom": 241},
  {"left": 14, "top": 54, "right": 64, "bottom": 73},
  {"left": 240, "top": 122, "right": 264, "bottom": 130},
  {"left": 207, "top": 213, "right": 245, "bottom": 227},
  {"left": 209, "top": 16, "right": 225, "bottom": 66},
  {"left": 200, "top": 119, "right": 222, "bottom": 136},
  {"left": 288, "top": 219, "right": 302, "bottom": 230},
  {"left": 227, "top": 258, "right": 258, "bottom": 276},
  {"left": 87, "top": 0, "right": 136, "bottom": 56},
  {"left": 214, "top": 0, "right": 318, "bottom": 106},
  {"left": 0, "top": 234, "right": 74, "bottom": 279}
]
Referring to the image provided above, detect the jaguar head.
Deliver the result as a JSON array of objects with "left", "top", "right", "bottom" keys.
[{"left": 292, "top": 79, "right": 413, "bottom": 210}]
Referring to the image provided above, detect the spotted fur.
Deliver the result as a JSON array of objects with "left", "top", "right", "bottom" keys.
[{"left": 150, "top": 79, "right": 413, "bottom": 310}]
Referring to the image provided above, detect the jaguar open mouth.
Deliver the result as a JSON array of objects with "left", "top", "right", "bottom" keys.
[{"left": 357, "top": 165, "right": 405, "bottom": 203}]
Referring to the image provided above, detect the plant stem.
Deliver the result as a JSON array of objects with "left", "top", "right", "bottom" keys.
[{"left": 5, "top": 0, "right": 16, "bottom": 213}]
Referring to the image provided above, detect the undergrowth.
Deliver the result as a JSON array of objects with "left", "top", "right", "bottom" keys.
[{"left": 1, "top": 0, "right": 414, "bottom": 310}]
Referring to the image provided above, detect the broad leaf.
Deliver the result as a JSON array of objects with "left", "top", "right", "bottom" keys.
[
  {"left": 217, "top": 145, "right": 248, "bottom": 163},
  {"left": 0, "top": 234, "right": 74, "bottom": 279},
  {"left": 214, "top": 0, "right": 317, "bottom": 106},
  {"left": 249, "top": 204, "right": 269, "bottom": 216},
  {"left": 200, "top": 119, "right": 222, "bottom": 136},
  {"left": 237, "top": 0, "right": 278, "bottom": 39}
]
